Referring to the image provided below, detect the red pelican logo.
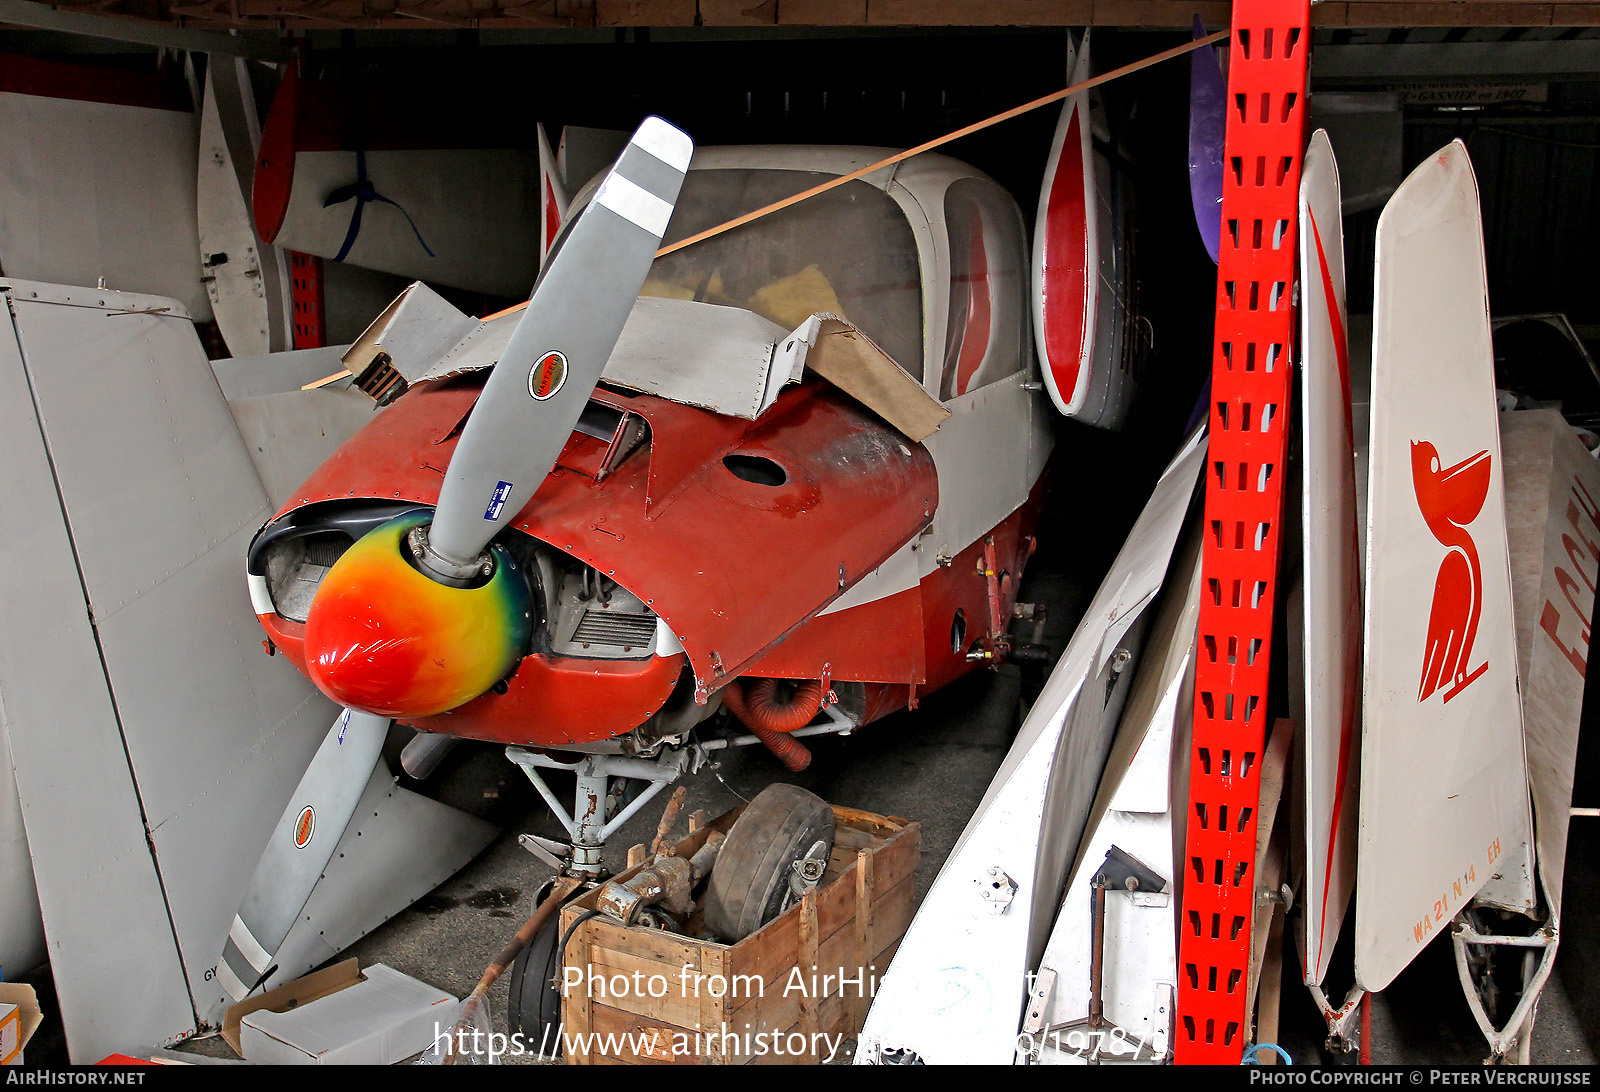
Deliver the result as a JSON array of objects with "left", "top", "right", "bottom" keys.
[
  {"left": 528, "top": 351, "right": 567, "bottom": 401},
  {"left": 1412, "top": 440, "right": 1491, "bottom": 702}
]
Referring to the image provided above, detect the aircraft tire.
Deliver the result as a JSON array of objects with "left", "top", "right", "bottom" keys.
[
  {"left": 507, "top": 880, "right": 570, "bottom": 1053},
  {"left": 703, "top": 784, "right": 835, "bottom": 942}
]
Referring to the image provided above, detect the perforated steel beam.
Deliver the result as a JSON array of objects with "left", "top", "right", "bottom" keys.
[
  {"left": 1175, "top": 0, "right": 1310, "bottom": 1064},
  {"left": 289, "top": 252, "right": 327, "bottom": 351}
]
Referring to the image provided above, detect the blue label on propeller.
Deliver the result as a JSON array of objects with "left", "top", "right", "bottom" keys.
[{"left": 485, "top": 481, "right": 514, "bottom": 522}]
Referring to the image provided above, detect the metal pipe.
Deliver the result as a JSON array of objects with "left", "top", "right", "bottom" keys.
[
  {"left": 1308, "top": 982, "right": 1365, "bottom": 1053},
  {"left": 400, "top": 731, "right": 459, "bottom": 780},
  {"left": 1360, "top": 993, "right": 1371, "bottom": 1065},
  {"left": 1088, "top": 881, "right": 1107, "bottom": 1041},
  {"left": 1453, "top": 928, "right": 1556, "bottom": 949},
  {"left": 651, "top": 787, "right": 688, "bottom": 858},
  {"left": 1452, "top": 921, "right": 1560, "bottom": 1058},
  {"left": 510, "top": 747, "right": 682, "bottom": 783},
  {"left": 819, "top": 701, "right": 857, "bottom": 733},
  {"left": 696, "top": 721, "right": 853, "bottom": 753},
  {"left": 445, "top": 875, "right": 582, "bottom": 1064}
]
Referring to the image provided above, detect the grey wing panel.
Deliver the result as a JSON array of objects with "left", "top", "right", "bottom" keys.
[
  {"left": 0, "top": 94, "right": 211, "bottom": 322},
  {"left": 0, "top": 293, "right": 197, "bottom": 1060},
  {"left": 2, "top": 284, "right": 338, "bottom": 1048},
  {"left": 0, "top": 734, "right": 44, "bottom": 979},
  {"left": 210, "top": 344, "right": 353, "bottom": 399},
  {"left": 261, "top": 768, "right": 498, "bottom": 1000},
  {"left": 225, "top": 388, "right": 379, "bottom": 510}
]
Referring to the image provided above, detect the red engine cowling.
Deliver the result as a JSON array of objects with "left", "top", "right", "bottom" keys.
[{"left": 249, "top": 375, "right": 939, "bottom": 747}]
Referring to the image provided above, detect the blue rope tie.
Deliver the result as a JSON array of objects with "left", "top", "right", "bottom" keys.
[{"left": 323, "top": 147, "right": 436, "bottom": 263}]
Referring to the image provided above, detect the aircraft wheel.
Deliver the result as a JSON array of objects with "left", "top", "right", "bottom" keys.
[
  {"left": 507, "top": 881, "right": 574, "bottom": 1053},
  {"left": 703, "top": 784, "right": 836, "bottom": 942}
]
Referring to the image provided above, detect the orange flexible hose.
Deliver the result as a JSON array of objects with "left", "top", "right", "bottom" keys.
[
  {"left": 722, "top": 677, "right": 823, "bottom": 772},
  {"left": 744, "top": 677, "right": 824, "bottom": 733}
]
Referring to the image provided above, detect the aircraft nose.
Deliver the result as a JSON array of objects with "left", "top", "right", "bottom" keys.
[{"left": 301, "top": 511, "right": 533, "bottom": 719}]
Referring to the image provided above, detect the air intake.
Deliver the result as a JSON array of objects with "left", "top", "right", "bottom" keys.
[{"left": 570, "top": 609, "right": 656, "bottom": 652}]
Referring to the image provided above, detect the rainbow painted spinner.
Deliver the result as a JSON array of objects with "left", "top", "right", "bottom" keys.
[
  {"left": 301, "top": 511, "right": 535, "bottom": 718},
  {"left": 529, "top": 350, "right": 567, "bottom": 401}
]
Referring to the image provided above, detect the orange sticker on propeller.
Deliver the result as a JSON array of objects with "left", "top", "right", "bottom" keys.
[{"left": 529, "top": 351, "right": 567, "bottom": 400}]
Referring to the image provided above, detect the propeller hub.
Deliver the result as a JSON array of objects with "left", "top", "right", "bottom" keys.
[
  {"left": 302, "top": 511, "right": 534, "bottom": 718},
  {"left": 407, "top": 523, "right": 493, "bottom": 586}
]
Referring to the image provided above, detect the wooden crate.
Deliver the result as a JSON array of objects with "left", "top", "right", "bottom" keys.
[{"left": 559, "top": 805, "right": 919, "bottom": 1065}]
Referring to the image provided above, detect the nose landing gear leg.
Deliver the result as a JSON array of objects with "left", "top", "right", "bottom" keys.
[{"left": 505, "top": 747, "right": 693, "bottom": 879}]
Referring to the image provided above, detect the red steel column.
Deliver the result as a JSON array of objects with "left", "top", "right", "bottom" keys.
[
  {"left": 289, "top": 251, "right": 327, "bottom": 350},
  {"left": 1176, "top": 0, "right": 1309, "bottom": 1063}
]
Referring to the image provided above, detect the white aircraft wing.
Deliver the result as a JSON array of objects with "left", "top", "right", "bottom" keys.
[
  {"left": 1297, "top": 130, "right": 1363, "bottom": 988},
  {"left": 857, "top": 427, "right": 1205, "bottom": 1064},
  {"left": 0, "top": 282, "right": 491, "bottom": 1058},
  {"left": 1355, "top": 142, "right": 1533, "bottom": 993}
]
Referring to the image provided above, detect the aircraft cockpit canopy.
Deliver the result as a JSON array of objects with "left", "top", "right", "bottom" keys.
[{"left": 642, "top": 167, "right": 924, "bottom": 379}]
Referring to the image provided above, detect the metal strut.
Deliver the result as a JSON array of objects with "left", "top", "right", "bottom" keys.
[
  {"left": 506, "top": 748, "right": 690, "bottom": 877},
  {"left": 503, "top": 704, "right": 860, "bottom": 878},
  {"left": 1452, "top": 915, "right": 1559, "bottom": 1061}
]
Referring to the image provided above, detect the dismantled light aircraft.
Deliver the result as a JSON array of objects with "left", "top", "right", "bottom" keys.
[
  {"left": 222, "top": 34, "right": 1143, "bottom": 1012},
  {"left": 0, "top": 30, "right": 1153, "bottom": 1058}
]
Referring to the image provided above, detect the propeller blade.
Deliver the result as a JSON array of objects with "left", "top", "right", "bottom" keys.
[
  {"left": 425, "top": 117, "right": 693, "bottom": 574},
  {"left": 215, "top": 707, "right": 389, "bottom": 1001}
]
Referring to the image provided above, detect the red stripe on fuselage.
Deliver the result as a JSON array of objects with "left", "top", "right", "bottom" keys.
[{"left": 1310, "top": 210, "right": 1352, "bottom": 443}]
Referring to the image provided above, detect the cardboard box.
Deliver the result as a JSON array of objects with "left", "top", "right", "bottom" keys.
[
  {"left": 224, "top": 960, "right": 457, "bottom": 1065},
  {"left": 0, "top": 983, "right": 43, "bottom": 1065}
]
